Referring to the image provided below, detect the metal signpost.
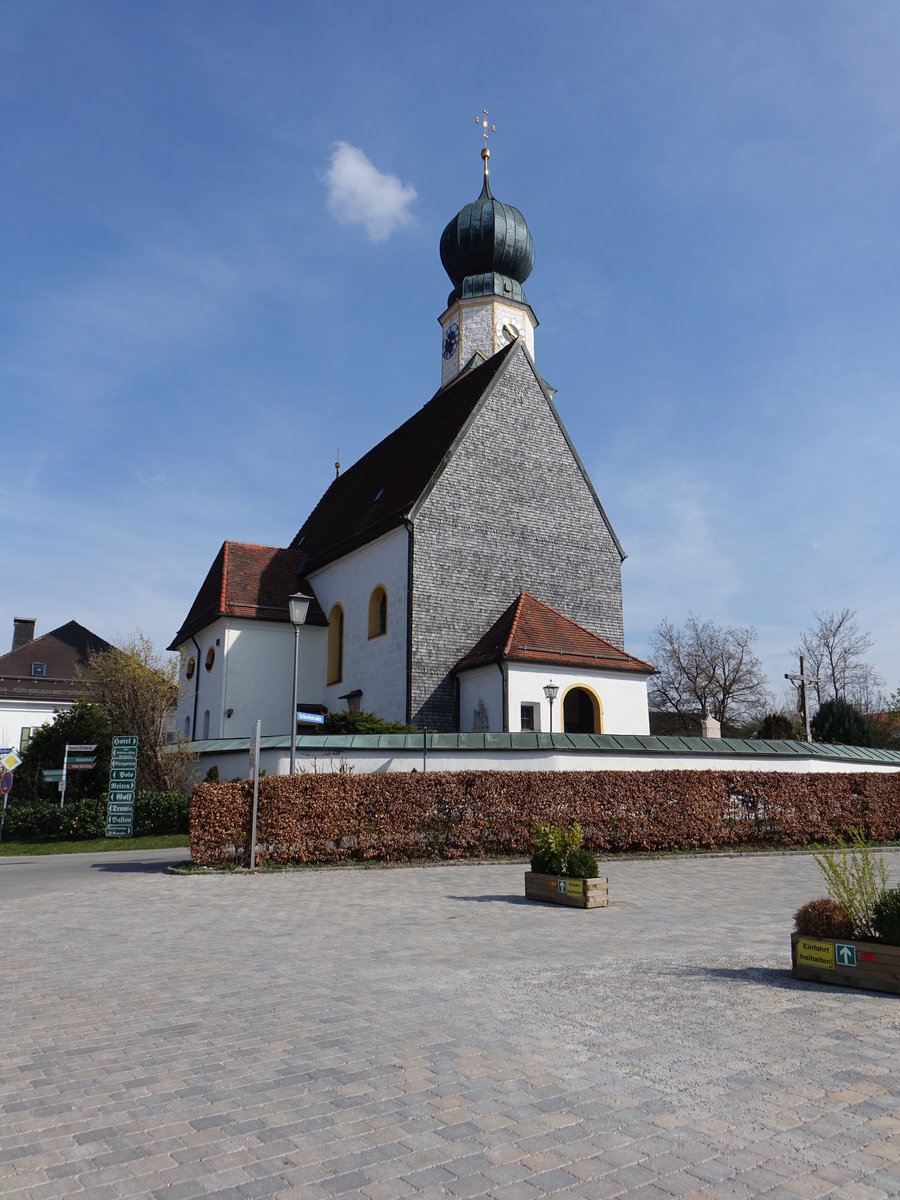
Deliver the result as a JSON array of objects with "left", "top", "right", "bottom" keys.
[
  {"left": 249, "top": 720, "right": 261, "bottom": 871},
  {"left": 59, "top": 743, "right": 97, "bottom": 808},
  {"left": 0, "top": 748, "right": 23, "bottom": 845},
  {"left": 106, "top": 735, "right": 138, "bottom": 837}
]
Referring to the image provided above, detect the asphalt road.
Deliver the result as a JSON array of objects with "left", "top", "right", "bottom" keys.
[{"left": 0, "top": 846, "right": 188, "bottom": 901}]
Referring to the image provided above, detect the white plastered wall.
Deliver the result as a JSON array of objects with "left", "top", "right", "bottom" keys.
[
  {"left": 506, "top": 663, "right": 650, "bottom": 735},
  {"left": 458, "top": 666, "right": 504, "bottom": 733},
  {"left": 0, "top": 700, "right": 72, "bottom": 752},
  {"left": 309, "top": 525, "right": 409, "bottom": 723},
  {"left": 174, "top": 617, "right": 326, "bottom": 742}
]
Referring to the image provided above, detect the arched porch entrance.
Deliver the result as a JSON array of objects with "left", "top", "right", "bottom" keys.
[{"left": 562, "top": 686, "right": 602, "bottom": 734}]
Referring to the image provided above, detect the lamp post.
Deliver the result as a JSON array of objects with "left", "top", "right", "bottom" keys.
[
  {"left": 288, "top": 591, "right": 310, "bottom": 774},
  {"left": 543, "top": 680, "right": 559, "bottom": 734}
]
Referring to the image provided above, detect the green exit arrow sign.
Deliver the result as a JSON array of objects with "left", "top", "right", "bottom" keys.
[{"left": 836, "top": 943, "right": 858, "bottom": 968}]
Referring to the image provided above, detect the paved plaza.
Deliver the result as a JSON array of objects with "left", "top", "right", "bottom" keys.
[{"left": 2, "top": 847, "right": 900, "bottom": 1199}]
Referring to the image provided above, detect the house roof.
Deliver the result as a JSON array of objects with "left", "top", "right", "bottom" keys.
[
  {"left": 168, "top": 542, "right": 326, "bottom": 650},
  {"left": 0, "top": 620, "right": 112, "bottom": 704},
  {"left": 454, "top": 592, "right": 655, "bottom": 675},
  {"left": 289, "top": 343, "right": 518, "bottom": 571}
]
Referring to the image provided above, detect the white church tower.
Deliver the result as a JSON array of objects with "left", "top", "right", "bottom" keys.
[{"left": 438, "top": 117, "right": 538, "bottom": 386}]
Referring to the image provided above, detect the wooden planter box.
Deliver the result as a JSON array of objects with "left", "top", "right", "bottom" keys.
[
  {"left": 525, "top": 871, "right": 608, "bottom": 909},
  {"left": 791, "top": 932, "right": 900, "bottom": 995}
]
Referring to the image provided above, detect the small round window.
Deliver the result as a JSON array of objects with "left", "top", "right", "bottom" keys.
[
  {"left": 185, "top": 656, "right": 196, "bottom": 681},
  {"left": 205, "top": 647, "right": 215, "bottom": 672}
]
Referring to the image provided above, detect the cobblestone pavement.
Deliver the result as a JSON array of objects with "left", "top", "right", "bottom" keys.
[{"left": 2, "top": 849, "right": 900, "bottom": 1199}]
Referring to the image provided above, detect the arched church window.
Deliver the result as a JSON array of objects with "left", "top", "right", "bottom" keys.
[
  {"left": 368, "top": 586, "right": 388, "bottom": 638},
  {"left": 327, "top": 604, "right": 344, "bottom": 685}
]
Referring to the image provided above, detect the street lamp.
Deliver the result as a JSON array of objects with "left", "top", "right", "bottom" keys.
[
  {"left": 288, "top": 591, "right": 311, "bottom": 774},
  {"left": 543, "top": 680, "right": 559, "bottom": 733}
]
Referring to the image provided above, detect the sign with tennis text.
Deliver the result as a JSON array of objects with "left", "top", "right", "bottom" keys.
[{"left": 106, "top": 735, "right": 138, "bottom": 837}]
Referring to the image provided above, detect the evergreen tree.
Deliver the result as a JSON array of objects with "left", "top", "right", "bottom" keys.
[{"left": 811, "top": 698, "right": 873, "bottom": 747}]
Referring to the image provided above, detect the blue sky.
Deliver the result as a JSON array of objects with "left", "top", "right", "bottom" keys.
[{"left": 4, "top": 1, "right": 898, "bottom": 707}]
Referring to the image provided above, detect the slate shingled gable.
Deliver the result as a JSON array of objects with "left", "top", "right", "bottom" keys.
[
  {"left": 0, "top": 621, "right": 112, "bottom": 703},
  {"left": 289, "top": 343, "right": 517, "bottom": 572},
  {"left": 455, "top": 592, "right": 654, "bottom": 675},
  {"left": 168, "top": 542, "right": 325, "bottom": 651}
]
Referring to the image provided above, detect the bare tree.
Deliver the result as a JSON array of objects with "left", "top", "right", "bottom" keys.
[
  {"left": 793, "top": 609, "right": 884, "bottom": 714},
  {"left": 80, "top": 633, "right": 196, "bottom": 793},
  {"left": 649, "top": 613, "right": 770, "bottom": 729}
]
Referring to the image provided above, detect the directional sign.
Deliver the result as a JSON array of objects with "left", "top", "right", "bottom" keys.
[
  {"left": 106, "top": 735, "right": 138, "bottom": 837},
  {"left": 835, "top": 943, "right": 858, "bottom": 968},
  {"left": 42, "top": 769, "right": 64, "bottom": 783},
  {"left": 66, "top": 744, "right": 97, "bottom": 753},
  {"left": 297, "top": 710, "right": 325, "bottom": 725}
]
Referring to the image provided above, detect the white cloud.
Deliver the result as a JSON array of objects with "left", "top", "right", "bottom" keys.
[{"left": 324, "top": 142, "right": 416, "bottom": 242}]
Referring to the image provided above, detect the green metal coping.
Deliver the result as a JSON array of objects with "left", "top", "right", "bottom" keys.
[{"left": 185, "top": 733, "right": 900, "bottom": 766}]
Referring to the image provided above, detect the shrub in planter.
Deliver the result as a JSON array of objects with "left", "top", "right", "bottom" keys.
[
  {"left": 812, "top": 830, "right": 889, "bottom": 939},
  {"left": 530, "top": 821, "right": 585, "bottom": 875},
  {"left": 566, "top": 846, "right": 599, "bottom": 879},
  {"left": 873, "top": 888, "right": 900, "bottom": 945},
  {"left": 794, "top": 897, "right": 854, "bottom": 940}
]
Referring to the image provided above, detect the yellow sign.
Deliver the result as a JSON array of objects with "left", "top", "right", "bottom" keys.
[
  {"left": 796, "top": 938, "right": 835, "bottom": 970},
  {"left": 556, "top": 878, "right": 584, "bottom": 897},
  {"left": 1, "top": 750, "right": 22, "bottom": 772}
]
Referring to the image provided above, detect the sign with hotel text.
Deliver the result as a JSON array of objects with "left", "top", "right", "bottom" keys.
[{"left": 106, "top": 735, "right": 138, "bottom": 837}]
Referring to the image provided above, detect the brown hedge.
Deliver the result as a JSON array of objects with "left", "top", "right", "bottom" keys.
[{"left": 189, "top": 769, "right": 900, "bottom": 867}]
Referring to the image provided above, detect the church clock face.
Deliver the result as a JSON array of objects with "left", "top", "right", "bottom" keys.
[
  {"left": 442, "top": 321, "right": 459, "bottom": 359},
  {"left": 497, "top": 320, "right": 521, "bottom": 345}
]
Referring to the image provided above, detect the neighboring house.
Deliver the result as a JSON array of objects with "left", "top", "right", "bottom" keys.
[
  {"left": 170, "top": 149, "right": 652, "bottom": 739},
  {"left": 0, "top": 618, "right": 112, "bottom": 751}
]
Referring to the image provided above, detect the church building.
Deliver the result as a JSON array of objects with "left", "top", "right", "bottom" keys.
[{"left": 169, "top": 144, "right": 653, "bottom": 742}]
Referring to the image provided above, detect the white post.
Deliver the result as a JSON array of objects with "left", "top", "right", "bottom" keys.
[{"left": 249, "top": 720, "right": 261, "bottom": 870}]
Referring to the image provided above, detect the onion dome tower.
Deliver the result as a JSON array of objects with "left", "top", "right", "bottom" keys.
[{"left": 438, "top": 124, "right": 538, "bottom": 386}]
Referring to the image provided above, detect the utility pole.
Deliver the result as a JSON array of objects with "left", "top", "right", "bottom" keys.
[{"left": 785, "top": 654, "right": 820, "bottom": 744}]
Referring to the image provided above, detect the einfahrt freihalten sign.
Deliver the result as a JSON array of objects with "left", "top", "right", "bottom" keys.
[{"left": 106, "top": 735, "right": 138, "bottom": 837}]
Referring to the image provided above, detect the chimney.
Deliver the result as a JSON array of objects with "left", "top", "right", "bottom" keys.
[{"left": 12, "top": 618, "right": 36, "bottom": 652}]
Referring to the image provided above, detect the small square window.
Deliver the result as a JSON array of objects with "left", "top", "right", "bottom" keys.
[
  {"left": 31, "top": 663, "right": 46, "bottom": 678},
  {"left": 520, "top": 704, "right": 535, "bottom": 732}
]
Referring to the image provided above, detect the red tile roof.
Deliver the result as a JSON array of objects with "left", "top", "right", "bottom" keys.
[
  {"left": 168, "top": 542, "right": 326, "bottom": 650},
  {"left": 0, "top": 620, "right": 112, "bottom": 703},
  {"left": 454, "top": 593, "right": 655, "bottom": 675}
]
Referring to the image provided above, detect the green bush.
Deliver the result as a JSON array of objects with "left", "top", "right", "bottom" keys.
[
  {"left": 794, "top": 897, "right": 854, "bottom": 939},
  {"left": 133, "top": 791, "right": 190, "bottom": 836},
  {"left": 2, "top": 790, "right": 188, "bottom": 841},
  {"left": 812, "top": 830, "right": 889, "bottom": 939},
  {"left": 2, "top": 798, "right": 106, "bottom": 841},
  {"left": 873, "top": 888, "right": 900, "bottom": 945},
  {"left": 565, "top": 846, "right": 599, "bottom": 878},
  {"left": 530, "top": 821, "right": 585, "bottom": 875},
  {"left": 322, "top": 710, "right": 415, "bottom": 734}
]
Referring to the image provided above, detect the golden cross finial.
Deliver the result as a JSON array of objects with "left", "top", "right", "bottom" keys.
[
  {"left": 476, "top": 109, "right": 496, "bottom": 146},
  {"left": 476, "top": 109, "right": 496, "bottom": 181}
]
